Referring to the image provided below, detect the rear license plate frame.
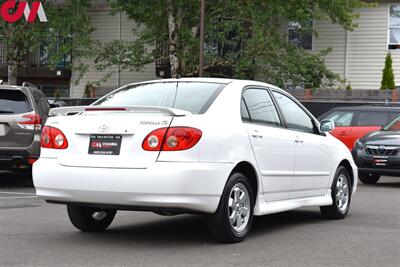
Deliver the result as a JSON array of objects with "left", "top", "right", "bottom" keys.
[{"left": 88, "top": 135, "right": 122, "bottom": 155}]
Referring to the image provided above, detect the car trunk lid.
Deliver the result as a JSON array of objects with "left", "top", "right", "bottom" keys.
[{"left": 49, "top": 107, "right": 183, "bottom": 169}]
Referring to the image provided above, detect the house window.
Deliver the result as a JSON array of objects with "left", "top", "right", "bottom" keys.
[
  {"left": 389, "top": 4, "right": 400, "bottom": 50},
  {"left": 288, "top": 20, "right": 313, "bottom": 50}
]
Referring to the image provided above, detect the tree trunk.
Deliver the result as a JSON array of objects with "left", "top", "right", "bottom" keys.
[
  {"left": 8, "top": 61, "right": 17, "bottom": 85},
  {"left": 166, "top": 0, "right": 179, "bottom": 78}
]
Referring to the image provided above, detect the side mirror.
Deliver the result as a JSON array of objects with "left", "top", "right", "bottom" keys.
[{"left": 320, "top": 119, "right": 335, "bottom": 133}]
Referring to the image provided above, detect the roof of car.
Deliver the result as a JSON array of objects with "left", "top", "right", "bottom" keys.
[{"left": 122, "top": 77, "right": 283, "bottom": 92}]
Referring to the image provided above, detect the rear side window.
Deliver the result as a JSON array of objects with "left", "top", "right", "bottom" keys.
[
  {"left": 323, "top": 111, "right": 354, "bottom": 127},
  {"left": 242, "top": 89, "right": 281, "bottom": 126},
  {"left": 94, "top": 82, "right": 224, "bottom": 114},
  {"left": 357, "top": 111, "right": 389, "bottom": 126},
  {"left": 33, "top": 91, "right": 50, "bottom": 116},
  {"left": 0, "top": 90, "right": 32, "bottom": 114}
]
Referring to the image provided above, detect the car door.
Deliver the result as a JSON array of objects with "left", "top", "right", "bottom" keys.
[
  {"left": 322, "top": 110, "right": 355, "bottom": 149},
  {"left": 272, "top": 91, "right": 331, "bottom": 198},
  {"left": 242, "top": 87, "right": 295, "bottom": 202}
]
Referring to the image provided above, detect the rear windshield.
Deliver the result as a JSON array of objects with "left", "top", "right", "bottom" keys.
[
  {"left": 94, "top": 82, "right": 225, "bottom": 114},
  {"left": 0, "top": 90, "right": 32, "bottom": 114}
]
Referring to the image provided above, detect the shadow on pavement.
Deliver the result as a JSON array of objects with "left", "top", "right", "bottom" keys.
[
  {"left": 63, "top": 209, "right": 323, "bottom": 246},
  {"left": 0, "top": 171, "right": 33, "bottom": 188},
  {"left": 371, "top": 182, "right": 400, "bottom": 189}
]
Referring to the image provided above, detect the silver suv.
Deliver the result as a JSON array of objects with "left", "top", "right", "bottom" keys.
[{"left": 0, "top": 83, "right": 49, "bottom": 174}]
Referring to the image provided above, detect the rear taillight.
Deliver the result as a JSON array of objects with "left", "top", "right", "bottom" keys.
[
  {"left": 142, "top": 127, "right": 202, "bottom": 151},
  {"left": 18, "top": 114, "right": 42, "bottom": 130},
  {"left": 41, "top": 126, "right": 68, "bottom": 149}
]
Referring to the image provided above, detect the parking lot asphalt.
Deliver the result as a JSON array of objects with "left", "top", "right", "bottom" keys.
[{"left": 1, "top": 173, "right": 400, "bottom": 267}]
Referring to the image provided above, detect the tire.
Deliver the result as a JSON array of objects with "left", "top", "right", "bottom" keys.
[
  {"left": 206, "top": 172, "right": 254, "bottom": 243},
  {"left": 67, "top": 205, "right": 116, "bottom": 232},
  {"left": 320, "top": 166, "right": 352, "bottom": 219},
  {"left": 359, "top": 173, "right": 380, "bottom": 184}
]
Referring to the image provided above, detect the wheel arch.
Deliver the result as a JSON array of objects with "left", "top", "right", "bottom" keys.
[
  {"left": 230, "top": 161, "right": 260, "bottom": 203},
  {"left": 338, "top": 159, "right": 354, "bottom": 190}
]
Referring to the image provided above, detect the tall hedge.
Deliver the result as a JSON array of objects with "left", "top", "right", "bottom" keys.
[{"left": 381, "top": 53, "right": 396, "bottom": 90}]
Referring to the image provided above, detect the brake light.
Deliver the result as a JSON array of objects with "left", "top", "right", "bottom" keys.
[
  {"left": 41, "top": 126, "right": 68, "bottom": 149},
  {"left": 142, "top": 127, "right": 202, "bottom": 151},
  {"left": 18, "top": 114, "right": 42, "bottom": 130}
]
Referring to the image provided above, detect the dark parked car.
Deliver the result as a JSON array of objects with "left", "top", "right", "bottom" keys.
[
  {"left": 352, "top": 115, "right": 400, "bottom": 184},
  {"left": 319, "top": 106, "right": 400, "bottom": 150},
  {"left": 0, "top": 83, "right": 50, "bottom": 174}
]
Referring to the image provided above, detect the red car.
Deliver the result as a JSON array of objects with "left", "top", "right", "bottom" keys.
[{"left": 319, "top": 106, "right": 400, "bottom": 150}]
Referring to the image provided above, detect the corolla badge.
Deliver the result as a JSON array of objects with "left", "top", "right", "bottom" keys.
[{"left": 98, "top": 124, "right": 110, "bottom": 133}]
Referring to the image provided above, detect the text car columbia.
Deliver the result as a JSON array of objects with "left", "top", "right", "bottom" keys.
[{"left": 33, "top": 78, "right": 357, "bottom": 242}]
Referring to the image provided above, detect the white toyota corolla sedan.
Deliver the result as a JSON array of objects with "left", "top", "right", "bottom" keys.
[{"left": 33, "top": 78, "right": 357, "bottom": 242}]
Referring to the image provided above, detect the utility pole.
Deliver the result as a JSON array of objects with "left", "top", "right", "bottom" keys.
[{"left": 199, "top": 0, "right": 205, "bottom": 77}]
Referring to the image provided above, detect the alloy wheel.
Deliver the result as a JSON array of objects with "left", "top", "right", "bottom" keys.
[
  {"left": 336, "top": 174, "right": 350, "bottom": 213},
  {"left": 228, "top": 183, "right": 251, "bottom": 233}
]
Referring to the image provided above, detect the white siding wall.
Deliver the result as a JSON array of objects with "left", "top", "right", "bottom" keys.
[
  {"left": 347, "top": 3, "right": 390, "bottom": 90},
  {"left": 315, "top": 2, "right": 400, "bottom": 90},
  {"left": 70, "top": 5, "right": 157, "bottom": 98},
  {"left": 313, "top": 21, "right": 346, "bottom": 80}
]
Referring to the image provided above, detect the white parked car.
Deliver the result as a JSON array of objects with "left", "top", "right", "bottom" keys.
[{"left": 33, "top": 78, "right": 357, "bottom": 242}]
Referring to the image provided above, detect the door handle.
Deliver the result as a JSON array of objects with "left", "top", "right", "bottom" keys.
[
  {"left": 251, "top": 129, "right": 263, "bottom": 139},
  {"left": 295, "top": 137, "right": 304, "bottom": 144}
]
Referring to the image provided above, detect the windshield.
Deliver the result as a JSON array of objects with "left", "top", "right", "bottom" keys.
[
  {"left": 94, "top": 82, "right": 225, "bottom": 114},
  {"left": 384, "top": 115, "right": 400, "bottom": 131},
  {"left": 0, "top": 90, "right": 32, "bottom": 114}
]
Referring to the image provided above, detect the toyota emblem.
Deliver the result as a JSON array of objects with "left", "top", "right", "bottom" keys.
[{"left": 98, "top": 125, "right": 110, "bottom": 133}]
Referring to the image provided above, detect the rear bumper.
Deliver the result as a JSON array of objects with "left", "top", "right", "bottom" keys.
[
  {"left": 0, "top": 142, "right": 39, "bottom": 170},
  {"left": 33, "top": 158, "right": 234, "bottom": 214}
]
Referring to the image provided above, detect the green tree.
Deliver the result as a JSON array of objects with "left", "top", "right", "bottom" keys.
[
  {"left": 95, "top": 0, "right": 368, "bottom": 88},
  {"left": 0, "top": 0, "right": 94, "bottom": 85},
  {"left": 380, "top": 53, "right": 396, "bottom": 90}
]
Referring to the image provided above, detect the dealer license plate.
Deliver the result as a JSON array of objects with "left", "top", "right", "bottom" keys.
[
  {"left": 88, "top": 135, "right": 122, "bottom": 155},
  {"left": 373, "top": 156, "right": 388, "bottom": 166}
]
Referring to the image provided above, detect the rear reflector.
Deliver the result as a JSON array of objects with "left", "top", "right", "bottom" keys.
[
  {"left": 143, "top": 127, "right": 202, "bottom": 151},
  {"left": 41, "top": 126, "right": 68, "bottom": 149},
  {"left": 27, "top": 158, "right": 37, "bottom": 165}
]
